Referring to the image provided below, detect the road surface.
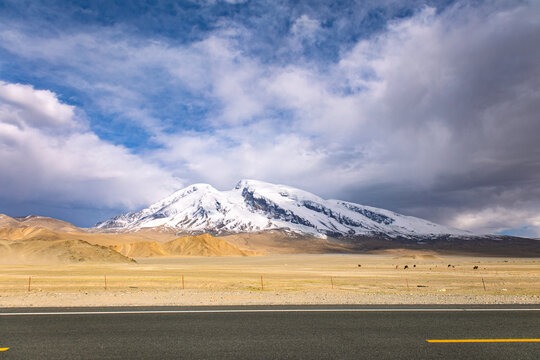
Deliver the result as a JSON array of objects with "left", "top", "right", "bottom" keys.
[{"left": 1, "top": 305, "right": 539, "bottom": 359}]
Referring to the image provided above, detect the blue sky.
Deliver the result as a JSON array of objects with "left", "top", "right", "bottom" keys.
[{"left": 0, "top": 0, "right": 539, "bottom": 237}]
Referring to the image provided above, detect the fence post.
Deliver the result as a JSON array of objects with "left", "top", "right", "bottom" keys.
[
  {"left": 182, "top": 275, "right": 185, "bottom": 290},
  {"left": 260, "top": 275, "right": 264, "bottom": 290},
  {"left": 482, "top": 278, "right": 486, "bottom": 291},
  {"left": 28, "top": 276, "right": 31, "bottom": 292},
  {"left": 331, "top": 276, "right": 334, "bottom": 289},
  {"left": 104, "top": 275, "right": 107, "bottom": 290}
]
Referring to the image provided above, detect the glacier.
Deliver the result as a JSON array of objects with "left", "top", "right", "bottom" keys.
[{"left": 95, "top": 179, "right": 470, "bottom": 238}]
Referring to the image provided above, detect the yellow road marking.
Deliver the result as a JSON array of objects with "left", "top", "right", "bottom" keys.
[
  {"left": 427, "top": 339, "right": 540, "bottom": 343},
  {"left": 0, "top": 347, "right": 9, "bottom": 351}
]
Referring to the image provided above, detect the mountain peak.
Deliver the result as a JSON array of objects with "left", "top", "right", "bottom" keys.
[
  {"left": 235, "top": 179, "right": 280, "bottom": 189},
  {"left": 95, "top": 180, "right": 470, "bottom": 239}
]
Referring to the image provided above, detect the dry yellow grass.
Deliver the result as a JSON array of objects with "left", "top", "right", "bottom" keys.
[{"left": 0, "top": 254, "right": 538, "bottom": 307}]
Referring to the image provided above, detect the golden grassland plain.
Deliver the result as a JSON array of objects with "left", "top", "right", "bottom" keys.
[{"left": 1, "top": 254, "right": 539, "bottom": 307}]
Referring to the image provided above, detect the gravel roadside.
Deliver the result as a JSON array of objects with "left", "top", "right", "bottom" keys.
[{"left": 1, "top": 290, "right": 539, "bottom": 307}]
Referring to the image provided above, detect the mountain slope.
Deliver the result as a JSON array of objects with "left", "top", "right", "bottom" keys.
[
  {"left": 0, "top": 214, "right": 82, "bottom": 233},
  {"left": 95, "top": 180, "right": 470, "bottom": 239},
  {"left": 0, "top": 214, "right": 19, "bottom": 227},
  {"left": 13, "top": 215, "right": 83, "bottom": 232},
  {"left": 0, "top": 216, "right": 136, "bottom": 264},
  {"left": 111, "top": 234, "right": 261, "bottom": 257},
  {"left": 0, "top": 238, "right": 134, "bottom": 264}
]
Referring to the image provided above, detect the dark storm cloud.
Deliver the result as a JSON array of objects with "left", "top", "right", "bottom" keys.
[{"left": 334, "top": 2, "right": 540, "bottom": 234}]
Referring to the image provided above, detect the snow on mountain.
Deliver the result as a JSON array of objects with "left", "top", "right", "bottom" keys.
[{"left": 95, "top": 180, "right": 470, "bottom": 238}]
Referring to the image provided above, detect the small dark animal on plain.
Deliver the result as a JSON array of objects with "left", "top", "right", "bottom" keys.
[
  {"left": 448, "top": 264, "right": 452, "bottom": 268},
  {"left": 473, "top": 266, "right": 479, "bottom": 270},
  {"left": 358, "top": 264, "right": 361, "bottom": 267},
  {"left": 413, "top": 264, "right": 416, "bottom": 268},
  {"left": 404, "top": 265, "right": 409, "bottom": 270}
]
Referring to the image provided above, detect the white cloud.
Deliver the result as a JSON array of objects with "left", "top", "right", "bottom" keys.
[
  {"left": 0, "top": 81, "right": 76, "bottom": 129},
  {"left": 152, "top": 129, "right": 326, "bottom": 189},
  {"left": 157, "top": 3, "right": 540, "bottom": 233},
  {"left": 290, "top": 14, "right": 321, "bottom": 47},
  {"left": 451, "top": 207, "right": 540, "bottom": 237},
  {"left": 0, "top": 82, "right": 182, "bottom": 209}
]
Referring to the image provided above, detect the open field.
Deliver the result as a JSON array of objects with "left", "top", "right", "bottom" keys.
[{"left": 1, "top": 254, "right": 539, "bottom": 307}]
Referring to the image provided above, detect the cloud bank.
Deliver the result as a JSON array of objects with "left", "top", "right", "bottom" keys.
[
  {"left": 0, "top": 0, "right": 539, "bottom": 234},
  {"left": 0, "top": 81, "right": 181, "bottom": 222}
]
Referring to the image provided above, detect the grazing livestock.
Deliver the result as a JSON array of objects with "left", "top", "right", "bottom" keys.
[
  {"left": 448, "top": 264, "right": 452, "bottom": 268},
  {"left": 358, "top": 264, "right": 361, "bottom": 267},
  {"left": 473, "top": 266, "right": 479, "bottom": 270},
  {"left": 404, "top": 265, "right": 409, "bottom": 270},
  {"left": 413, "top": 264, "right": 416, "bottom": 268}
]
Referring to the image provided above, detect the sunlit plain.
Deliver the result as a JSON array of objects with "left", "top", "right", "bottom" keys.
[{"left": 1, "top": 254, "right": 538, "bottom": 307}]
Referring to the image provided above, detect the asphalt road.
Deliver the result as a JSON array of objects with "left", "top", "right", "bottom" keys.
[{"left": 1, "top": 305, "right": 539, "bottom": 359}]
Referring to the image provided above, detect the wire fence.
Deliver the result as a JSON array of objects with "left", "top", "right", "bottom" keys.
[{"left": 2, "top": 273, "right": 538, "bottom": 295}]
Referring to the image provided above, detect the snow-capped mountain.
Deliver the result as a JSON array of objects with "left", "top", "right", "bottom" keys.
[{"left": 95, "top": 180, "right": 470, "bottom": 238}]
